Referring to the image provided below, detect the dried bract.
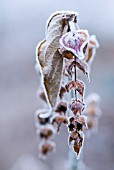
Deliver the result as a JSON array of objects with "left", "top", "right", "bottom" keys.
[
  {"left": 69, "top": 99, "right": 85, "bottom": 115},
  {"left": 39, "top": 141, "right": 56, "bottom": 159},
  {"left": 51, "top": 114, "right": 68, "bottom": 132},
  {"left": 55, "top": 101, "right": 67, "bottom": 114}
]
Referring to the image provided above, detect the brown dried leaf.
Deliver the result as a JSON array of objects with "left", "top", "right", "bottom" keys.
[
  {"left": 43, "top": 50, "right": 63, "bottom": 107},
  {"left": 69, "top": 131, "right": 84, "bottom": 157},
  {"left": 36, "top": 11, "right": 78, "bottom": 108}
]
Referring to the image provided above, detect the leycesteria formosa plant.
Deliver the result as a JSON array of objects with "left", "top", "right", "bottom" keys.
[{"left": 35, "top": 11, "right": 100, "bottom": 160}]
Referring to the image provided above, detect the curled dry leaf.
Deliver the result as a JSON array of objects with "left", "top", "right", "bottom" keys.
[
  {"left": 36, "top": 11, "right": 78, "bottom": 108},
  {"left": 59, "top": 30, "right": 89, "bottom": 60},
  {"left": 39, "top": 141, "right": 56, "bottom": 158},
  {"left": 65, "top": 80, "right": 85, "bottom": 97},
  {"left": 51, "top": 114, "right": 68, "bottom": 132},
  {"left": 76, "top": 58, "right": 90, "bottom": 81},
  {"left": 55, "top": 101, "right": 67, "bottom": 114},
  {"left": 69, "top": 99, "right": 85, "bottom": 115}
]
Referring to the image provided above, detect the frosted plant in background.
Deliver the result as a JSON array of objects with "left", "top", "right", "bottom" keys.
[{"left": 35, "top": 11, "right": 100, "bottom": 163}]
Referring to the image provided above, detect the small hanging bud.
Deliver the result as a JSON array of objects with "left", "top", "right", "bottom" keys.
[
  {"left": 76, "top": 115, "right": 88, "bottom": 128},
  {"left": 39, "top": 141, "right": 56, "bottom": 159},
  {"left": 51, "top": 113, "right": 68, "bottom": 132},
  {"left": 55, "top": 101, "right": 67, "bottom": 114},
  {"left": 35, "top": 109, "right": 51, "bottom": 126},
  {"left": 37, "top": 124, "right": 56, "bottom": 140},
  {"left": 39, "top": 90, "right": 47, "bottom": 103}
]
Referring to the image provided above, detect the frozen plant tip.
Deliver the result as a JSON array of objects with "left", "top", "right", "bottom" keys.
[{"left": 35, "top": 11, "right": 99, "bottom": 159}]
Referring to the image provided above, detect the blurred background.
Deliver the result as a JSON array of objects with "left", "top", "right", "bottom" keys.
[{"left": 0, "top": 0, "right": 114, "bottom": 170}]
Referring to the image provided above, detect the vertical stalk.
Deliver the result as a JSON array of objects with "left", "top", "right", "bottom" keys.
[
  {"left": 69, "top": 55, "right": 78, "bottom": 170},
  {"left": 74, "top": 56, "right": 77, "bottom": 100}
]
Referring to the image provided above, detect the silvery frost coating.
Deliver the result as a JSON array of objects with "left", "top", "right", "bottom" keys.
[{"left": 35, "top": 11, "right": 99, "bottom": 159}]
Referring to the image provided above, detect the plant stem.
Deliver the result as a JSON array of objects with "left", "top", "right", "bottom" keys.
[
  {"left": 74, "top": 56, "right": 77, "bottom": 100},
  {"left": 69, "top": 148, "right": 78, "bottom": 170},
  {"left": 69, "top": 56, "right": 78, "bottom": 170}
]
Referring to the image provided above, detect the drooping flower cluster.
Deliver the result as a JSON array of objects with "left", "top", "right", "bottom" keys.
[
  {"left": 35, "top": 11, "right": 99, "bottom": 159},
  {"left": 35, "top": 109, "right": 56, "bottom": 159},
  {"left": 84, "top": 93, "right": 102, "bottom": 137}
]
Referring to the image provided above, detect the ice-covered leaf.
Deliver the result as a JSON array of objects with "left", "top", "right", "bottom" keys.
[
  {"left": 60, "top": 30, "right": 90, "bottom": 60},
  {"left": 36, "top": 11, "right": 78, "bottom": 108}
]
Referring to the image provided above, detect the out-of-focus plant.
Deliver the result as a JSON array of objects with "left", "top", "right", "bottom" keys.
[{"left": 35, "top": 11, "right": 101, "bottom": 167}]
